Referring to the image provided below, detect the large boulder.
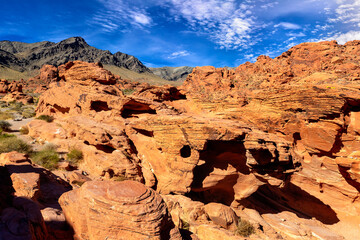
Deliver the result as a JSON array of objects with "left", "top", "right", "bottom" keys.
[{"left": 59, "top": 180, "right": 181, "bottom": 240}]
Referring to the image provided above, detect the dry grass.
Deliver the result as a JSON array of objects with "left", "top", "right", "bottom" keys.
[{"left": 0, "top": 65, "right": 38, "bottom": 81}]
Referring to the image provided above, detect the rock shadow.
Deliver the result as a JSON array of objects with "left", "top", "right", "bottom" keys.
[
  {"left": 188, "top": 140, "right": 249, "bottom": 205},
  {"left": 238, "top": 182, "right": 340, "bottom": 225}
]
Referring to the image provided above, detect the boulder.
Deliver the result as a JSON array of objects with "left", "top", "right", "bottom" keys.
[{"left": 59, "top": 180, "right": 181, "bottom": 240}]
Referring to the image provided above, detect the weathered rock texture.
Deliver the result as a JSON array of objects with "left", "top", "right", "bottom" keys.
[
  {"left": 0, "top": 151, "right": 75, "bottom": 240},
  {"left": 29, "top": 40, "right": 360, "bottom": 239},
  {"left": 0, "top": 78, "right": 33, "bottom": 103},
  {"left": 59, "top": 180, "right": 181, "bottom": 240}
]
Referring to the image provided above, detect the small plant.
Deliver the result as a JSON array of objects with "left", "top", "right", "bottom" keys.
[
  {"left": 36, "top": 115, "right": 54, "bottom": 122},
  {"left": 0, "top": 101, "right": 7, "bottom": 108},
  {"left": 0, "top": 135, "right": 32, "bottom": 154},
  {"left": 67, "top": 148, "right": 83, "bottom": 165},
  {"left": 112, "top": 175, "right": 127, "bottom": 181},
  {"left": 180, "top": 218, "right": 190, "bottom": 231},
  {"left": 236, "top": 219, "right": 255, "bottom": 237},
  {"left": 31, "top": 148, "right": 60, "bottom": 170},
  {"left": 0, "top": 111, "right": 13, "bottom": 120},
  {"left": 0, "top": 120, "right": 11, "bottom": 131},
  {"left": 21, "top": 107, "right": 36, "bottom": 118},
  {"left": 19, "top": 126, "right": 29, "bottom": 135},
  {"left": 121, "top": 88, "right": 135, "bottom": 95},
  {"left": 8, "top": 101, "right": 23, "bottom": 111}
]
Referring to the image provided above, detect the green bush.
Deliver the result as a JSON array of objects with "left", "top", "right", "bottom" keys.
[
  {"left": 36, "top": 115, "right": 54, "bottom": 122},
  {"left": 0, "top": 135, "right": 32, "bottom": 154},
  {"left": 8, "top": 101, "right": 23, "bottom": 111},
  {"left": 67, "top": 148, "right": 83, "bottom": 165},
  {"left": 236, "top": 219, "right": 255, "bottom": 237},
  {"left": 121, "top": 88, "right": 135, "bottom": 95},
  {"left": 31, "top": 148, "right": 60, "bottom": 170},
  {"left": 21, "top": 107, "right": 36, "bottom": 119},
  {"left": 0, "top": 120, "right": 11, "bottom": 131}
]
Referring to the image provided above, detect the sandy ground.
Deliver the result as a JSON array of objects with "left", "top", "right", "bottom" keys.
[{"left": 7, "top": 117, "right": 44, "bottom": 152}]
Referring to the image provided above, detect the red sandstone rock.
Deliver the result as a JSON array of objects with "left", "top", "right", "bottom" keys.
[
  {"left": 2, "top": 91, "right": 34, "bottom": 104},
  {"left": 28, "top": 41, "right": 360, "bottom": 239},
  {"left": 59, "top": 180, "right": 181, "bottom": 240}
]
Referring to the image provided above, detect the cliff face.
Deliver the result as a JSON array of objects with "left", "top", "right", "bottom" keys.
[
  {"left": 0, "top": 37, "right": 150, "bottom": 73},
  {"left": 23, "top": 40, "right": 360, "bottom": 239}
]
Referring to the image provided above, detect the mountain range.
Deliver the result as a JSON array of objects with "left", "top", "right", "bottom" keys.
[{"left": 0, "top": 37, "right": 191, "bottom": 84}]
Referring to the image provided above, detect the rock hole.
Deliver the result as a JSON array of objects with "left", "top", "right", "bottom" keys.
[
  {"left": 180, "top": 145, "right": 191, "bottom": 158},
  {"left": 90, "top": 101, "right": 111, "bottom": 112},
  {"left": 95, "top": 144, "right": 116, "bottom": 153},
  {"left": 121, "top": 100, "right": 156, "bottom": 118},
  {"left": 133, "top": 128, "right": 154, "bottom": 137}
]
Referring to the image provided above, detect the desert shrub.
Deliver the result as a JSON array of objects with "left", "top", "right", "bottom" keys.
[
  {"left": 0, "top": 135, "right": 32, "bottom": 154},
  {"left": 112, "top": 175, "right": 127, "bottom": 181},
  {"left": 21, "top": 106, "right": 36, "bottom": 118},
  {"left": 67, "top": 148, "right": 83, "bottom": 165},
  {"left": 121, "top": 88, "right": 135, "bottom": 95},
  {"left": 180, "top": 218, "right": 190, "bottom": 231},
  {"left": 8, "top": 101, "right": 23, "bottom": 111},
  {"left": 19, "top": 126, "right": 29, "bottom": 135},
  {"left": 0, "top": 101, "right": 7, "bottom": 108},
  {"left": 0, "top": 120, "right": 11, "bottom": 131},
  {"left": 36, "top": 115, "right": 54, "bottom": 122},
  {"left": 31, "top": 148, "right": 60, "bottom": 170},
  {"left": 0, "top": 111, "right": 13, "bottom": 120},
  {"left": 236, "top": 219, "right": 255, "bottom": 237}
]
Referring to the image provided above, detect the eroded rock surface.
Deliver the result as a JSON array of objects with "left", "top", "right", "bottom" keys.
[
  {"left": 28, "top": 41, "right": 360, "bottom": 239},
  {"left": 59, "top": 180, "right": 181, "bottom": 240}
]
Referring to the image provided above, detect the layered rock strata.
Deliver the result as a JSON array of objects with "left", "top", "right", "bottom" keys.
[{"left": 28, "top": 40, "right": 360, "bottom": 239}]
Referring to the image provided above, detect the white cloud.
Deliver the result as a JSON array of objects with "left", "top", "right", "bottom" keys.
[
  {"left": 92, "top": 0, "right": 153, "bottom": 31},
  {"left": 331, "top": 0, "right": 360, "bottom": 25},
  {"left": 287, "top": 32, "right": 306, "bottom": 37},
  {"left": 165, "top": 0, "right": 256, "bottom": 49},
  {"left": 168, "top": 50, "right": 190, "bottom": 59},
  {"left": 274, "top": 22, "right": 302, "bottom": 30},
  {"left": 261, "top": 2, "right": 279, "bottom": 9},
  {"left": 330, "top": 30, "right": 360, "bottom": 44},
  {"left": 130, "top": 12, "right": 152, "bottom": 26}
]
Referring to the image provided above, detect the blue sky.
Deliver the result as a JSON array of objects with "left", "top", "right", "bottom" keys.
[{"left": 1, "top": 0, "right": 360, "bottom": 67}]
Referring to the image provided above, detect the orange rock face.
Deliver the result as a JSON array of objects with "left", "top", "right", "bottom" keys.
[
  {"left": 0, "top": 152, "right": 73, "bottom": 240},
  {"left": 59, "top": 180, "right": 181, "bottom": 240},
  {"left": 29, "top": 41, "right": 360, "bottom": 239}
]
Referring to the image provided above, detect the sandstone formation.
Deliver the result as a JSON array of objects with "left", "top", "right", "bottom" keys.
[
  {"left": 0, "top": 78, "right": 34, "bottom": 103},
  {"left": 0, "top": 78, "right": 22, "bottom": 93},
  {"left": 0, "top": 151, "right": 73, "bottom": 240},
  {"left": 25, "top": 40, "right": 360, "bottom": 239},
  {"left": 59, "top": 180, "right": 181, "bottom": 240}
]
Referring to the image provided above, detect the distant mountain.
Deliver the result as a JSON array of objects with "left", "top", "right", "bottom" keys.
[
  {"left": 0, "top": 37, "right": 150, "bottom": 74},
  {"left": 150, "top": 66, "right": 194, "bottom": 81}
]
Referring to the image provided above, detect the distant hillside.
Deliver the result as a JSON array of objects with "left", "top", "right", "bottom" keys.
[
  {"left": 150, "top": 66, "right": 194, "bottom": 82},
  {"left": 0, "top": 37, "right": 151, "bottom": 80}
]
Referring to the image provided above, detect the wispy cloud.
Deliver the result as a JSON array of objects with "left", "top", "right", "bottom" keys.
[
  {"left": 91, "top": 0, "right": 153, "bottom": 32},
  {"left": 168, "top": 50, "right": 190, "bottom": 59},
  {"left": 164, "top": 0, "right": 256, "bottom": 50},
  {"left": 330, "top": 0, "right": 360, "bottom": 26},
  {"left": 274, "top": 22, "right": 302, "bottom": 30}
]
